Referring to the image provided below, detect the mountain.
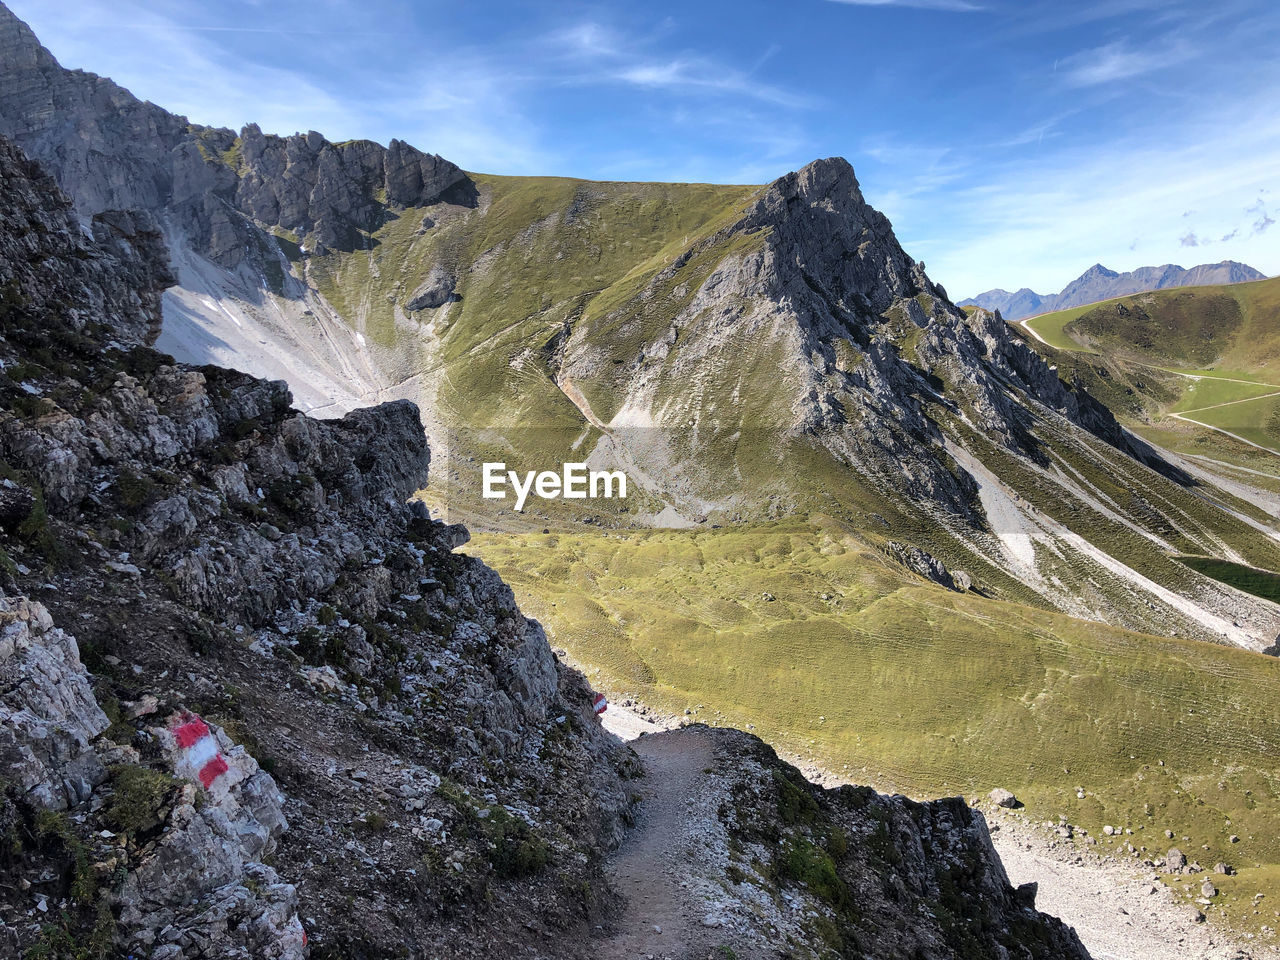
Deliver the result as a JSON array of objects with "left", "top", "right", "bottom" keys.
[
  {"left": 956, "top": 286, "right": 1048, "bottom": 319},
  {"left": 4, "top": 5, "right": 1275, "bottom": 651},
  {"left": 961, "top": 260, "right": 1267, "bottom": 320},
  {"left": 1016, "top": 274, "right": 1280, "bottom": 474},
  {"left": 0, "top": 127, "right": 1103, "bottom": 958},
  {"left": 5, "top": 3, "right": 1280, "bottom": 946}
]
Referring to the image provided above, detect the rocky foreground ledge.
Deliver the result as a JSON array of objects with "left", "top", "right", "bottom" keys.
[{"left": 0, "top": 134, "right": 1088, "bottom": 958}]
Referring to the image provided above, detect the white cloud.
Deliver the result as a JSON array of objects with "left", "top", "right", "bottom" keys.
[
  {"left": 613, "top": 59, "right": 810, "bottom": 108},
  {"left": 1056, "top": 38, "right": 1193, "bottom": 88},
  {"left": 824, "top": 0, "right": 982, "bottom": 11},
  {"left": 548, "top": 21, "right": 813, "bottom": 109}
]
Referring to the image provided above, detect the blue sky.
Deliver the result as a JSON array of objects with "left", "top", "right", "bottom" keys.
[{"left": 10, "top": 0, "right": 1280, "bottom": 297}]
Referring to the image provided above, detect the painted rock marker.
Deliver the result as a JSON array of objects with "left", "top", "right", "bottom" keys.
[
  {"left": 172, "top": 713, "right": 230, "bottom": 789},
  {"left": 593, "top": 693, "right": 608, "bottom": 715}
]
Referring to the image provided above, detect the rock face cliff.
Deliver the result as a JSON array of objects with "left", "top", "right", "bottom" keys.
[
  {"left": 560, "top": 156, "right": 1178, "bottom": 516},
  {"left": 0, "top": 4, "right": 468, "bottom": 264},
  {"left": 0, "top": 134, "right": 1093, "bottom": 958}
]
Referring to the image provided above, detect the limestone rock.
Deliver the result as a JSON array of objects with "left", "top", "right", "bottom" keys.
[
  {"left": 886, "top": 541, "right": 967, "bottom": 591},
  {"left": 0, "top": 9, "right": 470, "bottom": 268},
  {"left": 0, "top": 595, "right": 108, "bottom": 809},
  {"left": 405, "top": 266, "right": 459, "bottom": 311}
]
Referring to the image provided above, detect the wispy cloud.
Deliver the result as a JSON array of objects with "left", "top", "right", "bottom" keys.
[
  {"left": 987, "top": 109, "right": 1083, "bottom": 150},
  {"left": 613, "top": 59, "right": 809, "bottom": 108},
  {"left": 1056, "top": 38, "right": 1194, "bottom": 88},
  {"left": 550, "top": 22, "right": 812, "bottom": 109},
  {"left": 1180, "top": 232, "right": 1202, "bottom": 247},
  {"left": 824, "top": 0, "right": 982, "bottom": 11}
]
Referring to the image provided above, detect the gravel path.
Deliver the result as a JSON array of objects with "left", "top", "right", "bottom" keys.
[{"left": 596, "top": 726, "right": 722, "bottom": 960}]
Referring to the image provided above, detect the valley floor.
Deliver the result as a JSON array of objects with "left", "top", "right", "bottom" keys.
[{"left": 603, "top": 703, "right": 1278, "bottom": 960}]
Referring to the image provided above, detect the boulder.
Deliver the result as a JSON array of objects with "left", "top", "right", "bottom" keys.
[
  {"left": 405, "top": 268, "right": 459, "bottom": 311},
  {"left": 989, "top": 788, "right": 1019, "bottom": 808}
]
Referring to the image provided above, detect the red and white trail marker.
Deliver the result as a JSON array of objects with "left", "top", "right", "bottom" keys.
[
  {"left": 592, "top": 693, "right": 607, "bottom": 715},
  {"left": 171, "top": 713, "right": 230, "bottom": 789}
]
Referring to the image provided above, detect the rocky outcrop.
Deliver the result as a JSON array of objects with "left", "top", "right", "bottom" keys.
[
  {"left": 0, "top": 4, "right": 470, "bottom": 265},
  {"left": 0, "top": 137, "right": 171, "bottom": 348},
  {"left": 706, "top": 728, "right": 1089, "bottom": 958},
  {"left": 405, "top": 266, "right": 459, "bottom": 310},
  {"left": 232, "top": 124, "right": 469, "bottom": 253},
  {"left": 0, "top": 595, "right": 109, "bottom": 810},
  {"left": 0, "top": 590, "right": 304, "bottom": 959},
  {"left": 115, "top": 712, "right": 303, "bottom": 960},
  {"left": 885, "top": 540, "right": 971, "bottom": 592},
  {"left": 0, "top": 132, "right": 632, "bottom": 957}
]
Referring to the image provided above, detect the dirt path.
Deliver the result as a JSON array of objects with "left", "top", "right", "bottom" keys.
[
  {"left": 1014, "top": 313, "right": 1280, "bottom": 458},
  {"left": 1175, "top": 390, "right": 1280, "bottom": 417},
  {"left": 597, "top": 727, "right": 722, "bottom": 960},
  {"left": 1168, "top": 410, "right": 1280, "bottom": 458},
  {"left": 1019, "top": 314, "right": 1055, "bottom": 346}
]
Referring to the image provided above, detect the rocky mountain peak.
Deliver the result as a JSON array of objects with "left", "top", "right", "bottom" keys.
[
  {"left": 0, "top": 3, "right": 471, "bottom": 266},
  {"left": 775, "top": 155, "right": 863, "bottom": 202},
  {"left": 735, "top": 155, "right": 938, "bottom": 321},
  {"left": 745, "top": 156, "right": 878, "bottom": 235}
]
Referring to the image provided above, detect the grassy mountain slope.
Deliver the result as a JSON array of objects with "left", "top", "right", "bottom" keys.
[
  {"left": 305, "top": 174, "right": 760, "bottom": 422},
  {"left": 1026, "top": 276, "right": 1280, "bottom": 370},
  {"left": 1021, "top": 277, "right": 1280, "bottom": 459},
  {"left": 153, "top": 155, "right": 1280, "bottom": 654}
]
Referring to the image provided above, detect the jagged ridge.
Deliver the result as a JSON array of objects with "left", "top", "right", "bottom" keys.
[
  {"left": 961, "top": 260, "right": 1267, "bottom": 320},
  {"left": 0, "top": 5, "right": 468, "bottom": 264}
]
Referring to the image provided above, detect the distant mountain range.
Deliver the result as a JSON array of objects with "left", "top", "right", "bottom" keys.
[{"left": 960, "top": 260, "right": 1267, "bottom": 320}]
